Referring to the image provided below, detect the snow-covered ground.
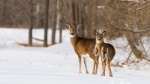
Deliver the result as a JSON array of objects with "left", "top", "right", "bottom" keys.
[{"left": 0, "top": 28, "right": 150, "bottom": 84}]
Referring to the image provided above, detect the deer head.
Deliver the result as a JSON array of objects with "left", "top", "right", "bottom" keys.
[
  {"left": 66, "top": 23, "right": 82, "bottom": 38},
  {"left": 94, "top": 30, "right": 106, "bottom": 43}
]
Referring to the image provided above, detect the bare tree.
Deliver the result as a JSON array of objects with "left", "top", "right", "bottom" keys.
[
  {"left": 98, "top": 0, "right": 150, "bottom": 60},
  {"left": 87, "top": 0, "right": 97, "bottom": 38},
  {"left": 14, "top": 0, "right": 39, "bottom": 46},
  {"left": 28, "top": 0, "right": 34, "bottom": 46},
  {"left": 56, "top": 0, "right": 63, "bottom": 43},
  {"left": 68, "top": 0, "right": 76, "bottom": 27},
  {"left": 44, "top": 0, "right": 50, "bottom": 47},
  {"left": 51, "top": 0, "right": 57, "bottom": 45},
  {"left": 0, "top": 0, "right": 7, "bottom": 26}
]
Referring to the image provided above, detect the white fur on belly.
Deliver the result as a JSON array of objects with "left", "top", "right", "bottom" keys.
[{"left": 82, "top": 54, "right": 89, "bottom": 57}]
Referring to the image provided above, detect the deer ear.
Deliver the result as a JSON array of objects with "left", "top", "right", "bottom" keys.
[
  {"left": 77, "top": 24, "right": 82, "bottom": 29},
  {"left": 94, "top": 30, "right": 98, "bottom": 36},
  {"left": 66, "top": 23, "right": 70, "bottom": 28},
  {"left": 102, "top": 31, "right": 106, "bottom": 36}
]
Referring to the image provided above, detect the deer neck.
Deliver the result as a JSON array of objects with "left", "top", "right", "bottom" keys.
[
  {"left": 96, "top": 42, "right": 104, "bottom": 47},
  {"left": 70, "top": 36, "right": 78, "bottom": 46}
]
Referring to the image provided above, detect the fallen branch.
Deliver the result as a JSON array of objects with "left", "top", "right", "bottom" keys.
[
  {"left": 15, "top": 42, "right": 51, "bottom": 47},
  {"left": 32, "top": 37, "right": 44, "bottom": 42}
]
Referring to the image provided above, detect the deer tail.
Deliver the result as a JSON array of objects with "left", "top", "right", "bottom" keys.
[{"left": 101, "top": 48, "right": 109, "bottom": 62}]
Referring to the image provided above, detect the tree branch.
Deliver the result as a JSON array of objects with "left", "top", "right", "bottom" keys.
[
  {"left": 32, "top": 37, "right": 44, "bottom": 42},
  {"left": 108, "top": 21, "right": 150, "bottom": 34},
  {"left": 126, "top": 50, "right": 132, "bottom": 63},
  {"left": 100, "top": 8, "right": 150, "bottom": 34},
  {"left": 14, "top": 0, "right": 31, "bottom": 16},
  {"left": 136, "top": 2, "right": 150, "bottom": 10}
]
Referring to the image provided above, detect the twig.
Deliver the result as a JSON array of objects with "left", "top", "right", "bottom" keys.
[
  {"left": 136, "top": 2, "right": 150, "bottom": 11},
  {"left": 14, "top": 0, "right": 31, "bottom": 16},
  {"left": 126, "top": 50, "right": 132, "bottom": 63},
  {"left": 100, "top": 8, "right": 150, "bottom": 34}
]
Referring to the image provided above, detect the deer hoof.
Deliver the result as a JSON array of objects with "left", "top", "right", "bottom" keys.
[
  {"left": 109, "top": 74, "right": 113, "bottom": 77},
  {"left": 101, "top": 73, "right": 105, "bottom": 76},
  {"left": 86, "top": 71, "right": 89, "bottom": 74}
]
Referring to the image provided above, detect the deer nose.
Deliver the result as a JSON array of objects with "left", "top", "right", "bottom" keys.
[
  {"left": 98, "top": 38, "right": 101, "bottom": 40},
  {"left": 71, "top": 33, "right": 74, "bottom": 35}
]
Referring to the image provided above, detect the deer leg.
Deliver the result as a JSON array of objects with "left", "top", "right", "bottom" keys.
[
  {"left": 94, "top": 56, "right": 99, "bottom": 74},
  {"left": 101, "top": 60, "right": 106, "bottom": 76},
  {"left": 83, "top": 57, "right": 89, "bottom": 74},
  {"left": 92, "top": 60, "right": 96, "bottom": 74},
  {"left": 107, "top": 60, "right": 113, "bottom": 77},
  {"left": 78, "top": 55, "right": 82, "bottom": 73},
  {"left": 91, "top": 54, "right": 97, "bottom": 74},
  {"left": 96, "top": 56, "right": 99, "bottom": 74}
]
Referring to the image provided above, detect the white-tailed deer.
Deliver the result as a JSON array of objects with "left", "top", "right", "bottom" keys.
[
  {"left": 94, "top": 30, "right": 115, "bottom": 77},
  {"left": 66, "top": 23, "right": 99, "bottom": 74}
]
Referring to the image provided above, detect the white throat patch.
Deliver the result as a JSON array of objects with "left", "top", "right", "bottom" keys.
[
  {"left": 96, "top": 40, "right": 101, "bottom": 43},
  {"left": 70, "top": 35, "right": 75, "bottom": 38}
]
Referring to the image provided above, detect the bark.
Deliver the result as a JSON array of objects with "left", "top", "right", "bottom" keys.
[
  {"left": 69, "top": 0, "right": 75, "bottom": 26},
  {"left": 28, "top": 0, "right": 33, "bottom": 46},
  {"left": 51, "top": 0, "right": 57, "bottom": 45},
  {"left": 44, "top": 0, "right": 49, "bottom": 47},
  {"left": 56, "top": 0, "right": 63, "bottom": 43},
  {"left": 78, "top": 0, "right": 82, "bottom": 24},
  {"left": 87, "top": 0, "right": 97, "bottom": 38},
  {"left": 125, "top": 33, "right": 148, "bottom": 59},
  {"left": 0, "top": 0, "right": 7, "bottom": 26},
  {"left": 77, "top": 0, "right": 85, "bottom": 37}
]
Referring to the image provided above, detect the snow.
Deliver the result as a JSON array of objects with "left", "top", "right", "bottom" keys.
[{"left": 0, "top": 28, "right": 150, "bottom": 84}]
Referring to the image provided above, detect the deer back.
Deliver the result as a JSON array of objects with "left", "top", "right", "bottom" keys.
[
  {"left": 73, "top": 37, "right": 96, "bottom": 56},
  {"left": 96, "top": 43, "right": 115, "bottom": 61}
]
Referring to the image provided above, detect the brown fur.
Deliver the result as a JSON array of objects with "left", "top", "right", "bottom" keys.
[
  {"left": 67, "top": 24, "right": 99, "bottom": 74},
  {"left": 94, "top": 30, "right": 115, "bottom": 77}
]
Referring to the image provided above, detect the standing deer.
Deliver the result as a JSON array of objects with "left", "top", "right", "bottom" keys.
[
  {"left": 94, "top": 30, "right": 115, "bottom": 77},
  {"left": 66, "top": 23, "right": 99, "bottom": 74}
]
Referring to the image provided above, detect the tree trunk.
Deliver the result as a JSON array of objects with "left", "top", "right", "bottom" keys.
[
  {"left": 44, "top": 0, "right": 49, "bottom": 47},
  {"left": 125, "top": 33, "right": 148, "bottom": 59},
  {"left": 51, "top": 0, "right": 57, "bottom": 45},
  {"left": 56, "top": 0, "right": 63, "bottom": 43},
  {"left": 69, "top": 0, "right": 75, "bottom": 27},
  {"left": 78, "top": 0, "right": 82, "bottom": 24},
  {"left": 28, "top": 0, "right": 33, "bottom": 46},
  {"left": 87, "top": 0, "right": 97, "bottom": 38},
  {"left": 77, "top": 0, "right": 85, "bottom": 37},
  {"left": 0, "top": 0, "right": 7, "bottom": 26}
]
